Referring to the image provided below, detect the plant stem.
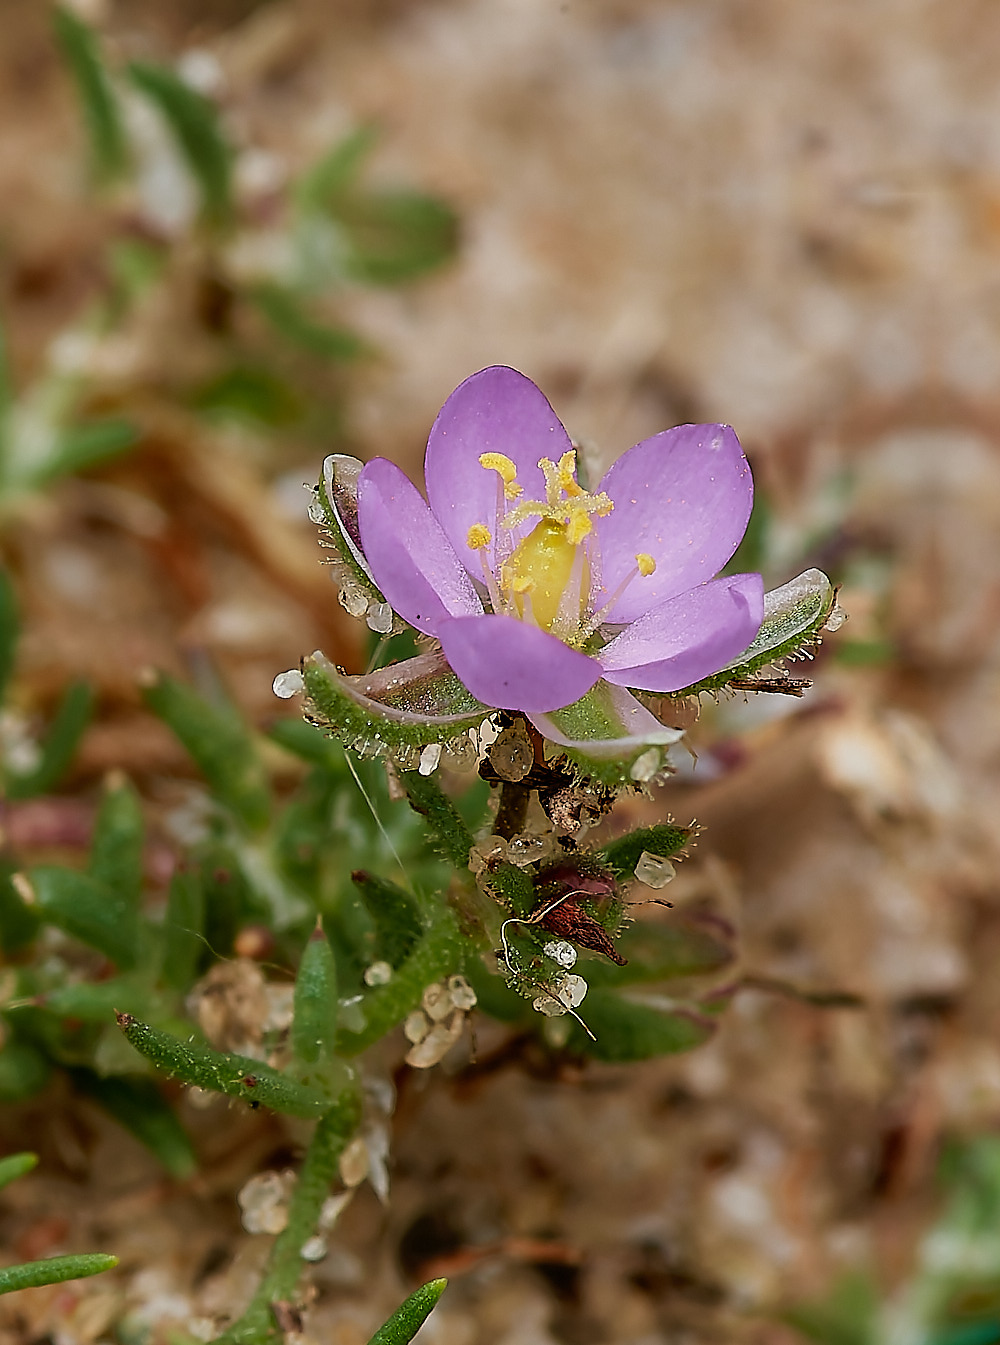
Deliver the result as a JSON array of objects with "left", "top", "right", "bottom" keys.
[
  {"left": 492, "top": 780, "right": 530, "bottom": 840},
  {"left": 217, "top": 1087, "right": 362, "bottom": 1345}
]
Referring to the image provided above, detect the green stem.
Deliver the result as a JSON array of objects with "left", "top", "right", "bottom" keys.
[
  {"left": 397, "top": 769, "right": 473, "bottom": 870},
  {"left": 218, "top": 1089, "right": 362, "bottom": 1345}
]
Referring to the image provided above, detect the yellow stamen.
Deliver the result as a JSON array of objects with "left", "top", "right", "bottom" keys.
[
  {"left": 566, "top": 512, "right": 593, "bottom": 545},
  {"left": 636, "top": 552, "right": 656, "bottom": 577},
  {"left": 556, "top": 451, "right": 584, "bottom": 496},
  {"left": 466, "top": 523, "right": 492, "bottom": 550},
  {"left": 478, "top": 452, "right": 523, "bottom": 500}
]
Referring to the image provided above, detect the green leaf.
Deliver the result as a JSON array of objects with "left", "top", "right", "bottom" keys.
[
  {"left": 296, "top": 126, "right": 379, "bottom": 212},
  {"left": 0, "top": 1038, "right": 52, "bottom": 1102},
  {"left": 162, "top": 867, "right": 205, "bottom": 991},
  {"left": 583, "top": 920, "right": 733, "bottom": 989},
  {"left": 0, "top": 1152, "right": 38, "bottom": 1190},
  {"left": 678, "top": 568, "right": 835, "bottom": 696},
  {"left": 43, "top": 419, "right": 137, "bottom": 483},
  {"left": 88, "top": 776, "right": 144, "bottom": 906},
  {"left": 267, "top": 715, "right": 346, "bottom": 769},
  {"left": 367, "top": 1279, "right": 448, "bottom": 1345},
  {"left": 128, "top": 61, "right": 232, "bottom": 226},
  {"left": 39, "top": 974, "right": 150, "bottom": 1022},
  {"left": 570, "top": 989, "right": 715, "bottom": 1062},
  {"left": 335, "top": 189, "right": 458, "bottom": 286},
  {"left": 192, "top": 365, "right": 303, "bottom": 428},
  {"left": 72, "top": 1071, "right": 197, "bottom": 1179},
  {"left": 142, "top": 673, "right": 271, "bottom": 831},
  {"left": 53, "top": 6, "right": 128, "bottom": 183},
  {"left": 783, "top": 1272, "right": 879, "bottom": 1345},
  {"left": 5, "top": 682, "right": 93, "bottom": 799},
  {"left": 251, "top": 285, "right": 365, "bottom": 361},
  {"left": 0, "top": 1253, "right": 118, "bottom": 1296},
  {"left": 0, "top": 865, "right": 39, "bottom": 953},
  {"left": 0, "top": 567, "right": 17, "bottom": 703},
  {"left": 352, "top": 870, "right": 423, "bottom": 968},
  {"left": 27, "top": 866, "right": 138, "bottom": 969},
  {"left": 116, "top": 1013, "right": 330, "bottom": 1118},
  {"left": 292, "top": 921, "right": 338, "bottom": 1064},
  {"left": 596, "top": 824, "right": 693, "bottom": 882},
  {"left": 337, "top": 905, "right": 464, "bottom": 1056},
  {"left": 397, "top": 769, "right": 475, "bottom": 871}
]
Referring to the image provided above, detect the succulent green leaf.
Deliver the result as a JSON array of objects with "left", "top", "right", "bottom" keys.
[
  {"left": 367, "top": 1279, "right": 448, "bottom": 1345},
  {"left": 569, "top": 989, "right": 716, "bottom": 1061},
  {"left": 0, "top": 865, "right": 39, "bottom": 953},
  {"left": 0, "top": 1038, "right": 52, "bottom": 1102},
  {"left": 89, "top": 776, "right": 144, "bottom": 907},
  {"left": 352, "top": 870, "right": 423, "bottom": 968},
  {"left": 40, "top": 974, "right": 150, "bottom": 1022},
  {"left": 292, "top": 922, "right": 339, "bottom": 1063},
  {"left": 162, "top": 867, "right": 205, "bottom": 991},
  {"left": 336, "top": 905, "right": 464, "bottom": 1056},
  {"left": 5, "top": 682, "right": 93, "bottom": 799},
  {"left": 0, "top": 1152, "right": 38, "bottom": 1190},
  {"left": 677, "top": 568, "right": 835, "bottom": 696},
  {"left": 116, "top": 1013, "right": 330, "bottom": 1118},
  {"left": 396, "top": 767, "right": 475, "bottom": 870},
  {"left": 142, "top": 673, "right": 270, "bottom": 831},
  {"left": 296, "top": 125, "right": 379, "bottom": 212},
  {"left": 27, "top": 866, "right": 138, "bottom": 969},
  {"left": 0, "top": 1254, "right": 118, "bottom": 1296},
  {"left": 53, "top": 6, "right": 128, "bottom": 183},
  {"left": 334, "top": 189, "right": 459, "bottom": 286},
  {"left": 128, "top": 61, "right": 232, "bottom": 226},
  {"left": 72, "top": 1070, "right": 197, "bottom": 1179},
  {"left": 596, "top": 824, "right": 693, "bottom": 881},
  {"left": 251, "top": 285, "right": 366, "bottom": 361}
]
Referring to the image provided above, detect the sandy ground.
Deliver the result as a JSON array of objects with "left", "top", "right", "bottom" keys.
[{"left": 3, "top": 1, "right": 1000, "bottom": 1342}]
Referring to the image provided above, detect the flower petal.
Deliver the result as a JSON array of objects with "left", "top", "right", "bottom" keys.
[
  {"left": 357, "top": 458, "right": 483, "bottom": 635},
  {"left": 593, "top": 424, "right": 754, "bottom": 623},
  {"left": 436, "top": 613, "right": 600, "bottom": 713},
  {"left": 424, "top": 366, "right": 573, "bottom": 575},
  {"left": 598, "top": 574, "right": 764, "bottom": 692}
]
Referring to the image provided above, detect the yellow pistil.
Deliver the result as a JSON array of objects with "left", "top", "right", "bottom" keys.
[
  {"left": 466, "top": 523, "right": 492, "bottom": 550},
  {"left": 478, "top": 452, "right": 523, "bottom": 500},
  {"left": 636, "top": 552, "right": 656, "bottom": 576}
]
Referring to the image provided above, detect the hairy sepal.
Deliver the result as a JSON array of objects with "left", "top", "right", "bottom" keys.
[
  {"left": 674, "top": 567, "right": 835, "bottom": 696},
  {"left": 302, "top": 649, "right": 492, "bottom": 758},
  {"left": 535, "top": 681, "right": 683, "bottom": 790},
  {"left": 317, "top": 455, "right": 402, "bottom": 630}
]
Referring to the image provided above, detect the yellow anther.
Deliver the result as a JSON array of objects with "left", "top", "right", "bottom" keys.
[
  {"left": 566, "top": 512, "right": 593, "bottom": 545},
  {"left": 636, "top": 552, "right": 656, "bottom": 577},
  {"left": 466, "top": 523, "right": 492, "bottom": 551},
  {"left": 479, "top": 452, "right": 523, "bottom": 500},
  {"left": 556, "top": 451, "right": 583, "bottom": 496}
]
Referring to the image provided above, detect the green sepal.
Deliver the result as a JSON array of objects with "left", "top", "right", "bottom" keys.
[
  {"left": 26, "top": 866, "right": 139, "bottom": 969},
  {"left": 352, "top": 870, "right": 423, "bottom": 968},
  {"left": 292, "top": 921, "right": 339, "bottom": 1063},
  {"left": 582, "top": 920, "right": 734, "bottom": 989},
  {"left": 142, "top": 672, "right": 271, "bottom": 831},
  {"left": 115, "top": 1013, "right": 330, "bottom": 1118},
  {"left": 0, "top": 1254, "right": 118, "bottom": 1296},
  {"left": 596, "top": 823, "right": 693, "bottom": 881},
  {"left": 367, "top": 1279, "right": 448, "bottom": 1345},
  {"left": 316, "top": 455, "right": 392, "bottom": 626},
  {"left": 569, "top": 989, "right": 716, "bottom": 1061},
  {"left": 0, "top": 1152, "right": 38, "bottom": 1190},
  {"left": 676, "top": 568, "right": 835, "bottom": 696},
  {"left": 303, "top": 650, "right": 490, "bottom": 758},
  {"left": 71, "top": 1070, "right": 197, "bottom": 1179},
  {"left": 533, "top": 681, "right": 683, "bottom": 789}
]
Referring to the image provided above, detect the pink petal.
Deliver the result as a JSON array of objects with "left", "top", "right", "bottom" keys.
[
  {"left": 592, "top": 424, "right": 754, "bottom": 624},
  {"left": 357, "top": 458, "right": 483, "bottom": 636},
  {"left": 436, "top": 614, "right": 601, "bottom": 713},
  {"left": 424, "top": 367, "right": 574, "bottom": 576},
  {"left": 598, "top": 574, "right": 764, "bottom": 692}
]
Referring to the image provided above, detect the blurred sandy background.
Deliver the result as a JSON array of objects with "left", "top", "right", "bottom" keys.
[{"left": 3, "top": 2, "right": 1000, "bottom": 1342}]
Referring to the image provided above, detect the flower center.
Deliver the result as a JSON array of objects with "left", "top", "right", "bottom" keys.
[{"left": 467, "top": 450, "right": 656, "bottom": 643}]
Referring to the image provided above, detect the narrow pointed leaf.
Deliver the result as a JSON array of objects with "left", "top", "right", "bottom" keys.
[
  {"left": 569, "top": 989, "right": 716, "bottom": 1061},
  {"left": 292, "top": 922, "right": 338, "bottom": 1063},
  {"left": 0, "top": 1153, "right": 37, "bottom": 1190},
  {"left": 28, "top": 866, "right": 138, "bottom": 969},
  {"left": 88, "top": 776, "right": 144, "bottom": 906},
  {"left": 367, "top": 1279, "right": 448, "bottom": 1345},
  {"left": 53, "top": 6, "right": 128, "bottom": 182},
  {"left": 352, "top": 870, "right": 423, "bottom": 968},
  {"left": 596, "top": 824, "right": 693, "bottom": 881},
  {"left": 162, "top": 867, "right": 205, "bottom": 990},
  {"left": 0, "top": 568, "right": 17, "bottom": 703},
  {"left": 5, "top": 682, "right": 93, "bottom": 799},
  {"left": 0, "top": 1254, "right": 118, "bottom": 1296}
]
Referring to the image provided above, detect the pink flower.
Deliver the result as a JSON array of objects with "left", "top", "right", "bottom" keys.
[{"left": 353, "top": 366, "right": 763, "bottom": 742}]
